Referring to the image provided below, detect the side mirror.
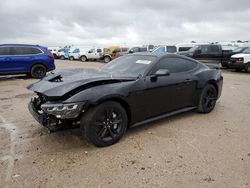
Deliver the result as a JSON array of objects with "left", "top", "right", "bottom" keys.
[
  {"left": 155, "top": 69, "right": 170, "bottom": 77},
  {"left": 88, "top": 51, "right": 92, "bottom": 53},
  {"left": 150, "top": 69, "right": 170, "bottom": 81}
]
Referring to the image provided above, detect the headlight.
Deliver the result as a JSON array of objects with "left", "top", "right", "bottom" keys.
[
  {"left": 236, "top": 58, "right": 244, "bottom": 62},
  {"left": 41, "top": 102, "right": 85, "bottom": 119}
]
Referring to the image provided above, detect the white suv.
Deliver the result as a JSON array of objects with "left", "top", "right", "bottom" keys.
[
  {"left": 79, "top": 48, "right": 103, "bottom": 62},
  {"left": 229, "top": 47, "right": 250, "bottom": 73}
]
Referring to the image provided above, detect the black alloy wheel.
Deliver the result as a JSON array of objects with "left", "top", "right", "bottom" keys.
[
  {"left": 198, "top": 84, "right": 218, "bottom": 113},
  {"left": 30, "top": 64, "right": 46, "bottom": 79},
  {"left": 81, "top": 101, "right": 128, "bottom": 147}
]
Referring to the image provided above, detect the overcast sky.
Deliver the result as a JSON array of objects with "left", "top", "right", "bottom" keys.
[{"left": 0, "top": 0, "right": 250, "bottom": 47}]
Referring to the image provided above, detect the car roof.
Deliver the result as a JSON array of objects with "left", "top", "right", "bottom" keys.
[
  {"left": 0, "top": 44, "right": 43, "bottom": 47},
  {"left": 128, "top": 52, "right": 200, "bottom": 63}
]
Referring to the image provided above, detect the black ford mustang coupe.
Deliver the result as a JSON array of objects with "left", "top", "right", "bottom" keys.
[{"left": 28, "top": 53, "right": 223, "bottom": 147}]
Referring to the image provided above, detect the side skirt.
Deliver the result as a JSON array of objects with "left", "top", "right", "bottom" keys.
[{"left": 131, "top": 106, "right": 197, "bottom": 128}]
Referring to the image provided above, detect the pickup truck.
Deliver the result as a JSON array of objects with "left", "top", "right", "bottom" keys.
[
  {"left": 228, "top": 47, "right": 250, "bottom": 73},
  {"left": 103, "top": 47, "right": 129, "bottom": 63},
  {"left": 179, "top": 44, "right": 235, "bottom": 67},
  {"left": 79, "top": 48, "right": 103, "bottom": 62}
]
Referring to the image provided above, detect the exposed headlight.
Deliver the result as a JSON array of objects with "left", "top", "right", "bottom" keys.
[{"left": 41, "top": 102, "right": 85, "bottom": 119}]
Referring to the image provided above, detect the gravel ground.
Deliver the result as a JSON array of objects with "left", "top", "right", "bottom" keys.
[{"left": 0, "top": 60, "right": 250, "bottom": 188}]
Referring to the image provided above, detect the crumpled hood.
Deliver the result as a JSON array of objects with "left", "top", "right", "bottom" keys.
[{"left": 27, "top": 69, "right": 136, "bottom": 97}]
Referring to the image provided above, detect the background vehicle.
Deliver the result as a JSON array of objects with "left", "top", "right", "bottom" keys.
[
  {"left": 79, "top": 48, "right": 103, "bottom": 62},
  {"left": 103, "top": 47, "right": 129, "bottom": 63},
  {"left": 0, "top": 44, "right": 55, "bottom": 78},
  {"left": 229, "top": 47, "right": 250, "bottom": 73},
  {"left": 58, "top": 48, "right": 70, "bottom": 60},
  {"left": 179, "top": 44, "right": 236, "bottom": 67},
  {"left": 152, "top": 45, "right": 177, "bottom": 53},
  {"left": 128, "top": 46, "right": 148, "bottom": 53},
  {"left": 48, "top": 46, "right": 60, "bottom": 59},
  {"left": 28, "top": 53, "right": 223, "bottom": 147}
]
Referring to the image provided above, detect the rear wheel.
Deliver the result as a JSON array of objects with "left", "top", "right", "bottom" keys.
[
  {"left": 30, "top": 64, "right": 46, "bottom": 79},
  {"left": 81, "top": 101, "right": 128, "bottom": 147},
  {"left": 60, "top": 56, "right": 65, "bottom": 60},
  {"left": 104, "top": 56, "right": 111, "bottom": 63},
  {"left": 69, "top": 56, "right": 74, "bottom": 61},
  {"left": 245, "top": 63, "right": 250, "bottom": 73},
  {"left": 198, "top": 84, "right": 218, "bottom": 113},
  {"left": 80, "top": 56, "right": 87, "bottom": 62}
]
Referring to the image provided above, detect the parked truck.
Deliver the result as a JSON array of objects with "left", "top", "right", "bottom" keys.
[
  {"left": 179, "top": 44, "right": 237, "bottom": 67},
  {"left": 79, "top": 48, "right": 103, "bottom": 62}
]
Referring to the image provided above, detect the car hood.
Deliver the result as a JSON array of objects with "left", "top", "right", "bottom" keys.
[
  {"left": 27, "top": 69, "right": 137, "bottom": 97},
  {"left": 231, "top": 53, "right": 250, "bottom": 58}
]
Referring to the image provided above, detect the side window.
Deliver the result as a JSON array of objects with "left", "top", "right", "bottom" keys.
[
  {"left": 210, "top": 45, "right": 220, "bottom": 53},
  {"left": 141, "top": 48, "right": 147, "bottom": 52},
  {"left": 89, "top": 49, "right": 95, "bottom": 53},
  {"left": 167, "top": 46, "right": 177, "bottom": 53},
  {"left": 0, "top": 47, "right": 11, "bottom": 55},
  {"left": 11, "top": 47, "right": 41, "bottom": 55},
  {"left": 122, "top": 48, "right": 128, "bottom": 52},
  {"left": 29, "top": 48, "right": 42, "bottom": 54},
  {"left": 178, "top": 47, "right": 192, "bottom": 52},
  {"left": 115, "top": 48, "right": 121, "bottom": 53},
  {"left": 153, "top": 57, "right": 197, "bottom": 73},
  {"left": 200, "top": 46, "right": 209, "bottom": 54},
  {"left": 132, "top": 47, "right": 140, "bottom": 52},
  {"left": 97, "top": 49, "right": 102, "bottom": 53}
]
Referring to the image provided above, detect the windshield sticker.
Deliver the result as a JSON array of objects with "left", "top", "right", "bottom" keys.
[{"left": 135, "top": 60, "right": 152, "bottom": 64}]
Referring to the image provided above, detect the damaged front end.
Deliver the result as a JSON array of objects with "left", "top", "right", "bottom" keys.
[{"left": 28, "top": 94, "right": 85, "bottom": 131}]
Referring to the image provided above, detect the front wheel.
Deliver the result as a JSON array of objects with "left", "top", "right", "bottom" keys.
[
  {"left": 69, "top": 56, "right": 74, "bottom": 61},
  {"left": 198, "top": 84, "right": 218, "bottom": 113},
  {"left": 30, "top": 64, "right": 46, "bottom": 79},
  {"left": 81, "top": 101, "right": 128, "bottom": 147},
  {"left": 104, "top": 56, "right": 111, "bottom": 63},
  {"left": 60, "top": 56, "right": 65, "bottom": 60},
  {"left": 245, "top": 63, "right": 250, "bottom": 73},
  {"left": 80, "top": 56, "right": 87, "bottom": 62}
]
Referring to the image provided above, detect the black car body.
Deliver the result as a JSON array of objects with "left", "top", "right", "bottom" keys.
[
  {"left": 28, "top": 53, "right": 223, "bottom": 147},
  {"left": 178, "top": 44, "right": 236, "bottom": 67}
]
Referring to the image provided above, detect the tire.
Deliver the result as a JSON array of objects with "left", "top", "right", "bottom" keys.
[
  {"left": 245, "top": 63, "right": 250, "bottom": 73},
  {"left": 198, "top": 84, "right": 218, "bottom": 113},
  {"left": 104, "top": 56, "right": 111, "bottom": 63},
  {"left": 30, "top": 64, "right": 47, "bottom": 79},
  {"left": 53, "top": 54, "right": 58, "bottom": 59},
  {"left": 60, "top": 56, "right": 65, "bottom": 60},
  {"left": 81, "top": 101, "right": 128, "bottom": 147},
  {"left": 69, "top": 56, "right": 74, "bottom": 61},
  {"left": 80, "top": 56, "right": 87, "bottom": 62}
]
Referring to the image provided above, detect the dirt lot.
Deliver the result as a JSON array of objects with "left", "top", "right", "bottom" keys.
[{"left": 0, "top": 60, "right": 250, "bottom": 188}]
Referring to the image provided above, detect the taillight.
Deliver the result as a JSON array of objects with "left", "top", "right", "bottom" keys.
[{"left": 49, "top": 51, "right": 54, "bottom": 59}]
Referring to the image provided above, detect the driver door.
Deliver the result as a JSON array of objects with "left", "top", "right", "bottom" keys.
[{"left": 142, "top": 57, "right": 197, "bottom": 118}]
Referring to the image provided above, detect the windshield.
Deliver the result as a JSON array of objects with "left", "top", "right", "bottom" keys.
[
  {"left": 242, "top": 47, "right": 250, "bottom": 54},
  {"left": 152, "top": 46, "right": 165, "bottom": 53},
  {"left": 101, "top": 55, "right": 156, "bottom": 76}
]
